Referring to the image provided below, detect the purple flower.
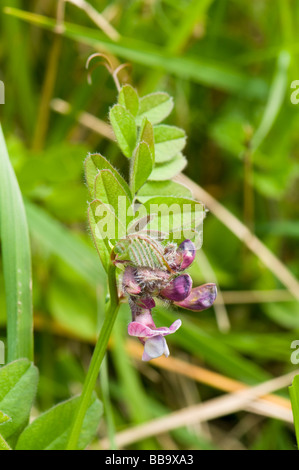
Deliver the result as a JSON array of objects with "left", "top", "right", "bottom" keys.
[
  {"left": 176, "top": 239, "right": 196, "bottom": 271},
  {"left": 160, "top": 273, "right": 192, "bottom": 301},
  {"left": 120, "top": 238, "right": 217, "bottom": 361},
  {"left": 174, "top": 283, "right": 217, "bottom": 311}
]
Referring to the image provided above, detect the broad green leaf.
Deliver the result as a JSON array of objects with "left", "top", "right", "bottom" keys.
[
  {"left": 154, "top": 125, "right": 186, "bottom": 162},
  {"left": 139, "top": 118, "right": 155, "bottom": 160},
  {"left": 0, "top": 126, "right": 33, "bottom": 362},
  {"left": 118, "top": 84, "right": 139, "bottom": 117},
  {"left": 130, "top": 142, "right": 154, "bottom": 194},
  {"left": 16, "top": 394, "right": 102, "bottom": 450},
  {"left": 94, "top": 169, "right": 132, "bottom": 217},
  {"left": 109, "top": 104, "right": 137, "bottom": 158},
  {"left": 84, "top": 153, "right": 131, "bottom": 200},
  {"left": 137, "top": 180, "right": 192, "bottom": 202},
  {"left": 136, "top": 92, "right": 174, "bottom": 126},
  {"left": 0, "top": 411, "right": 11, "bottom": 425},
  {"left": 289, "top": 374, "right": 299, "bottom": 447},
  {"left": 149, "top": 153, "right": 187, "bottom": 181},
  {"left": 0, "top": 359, "right": 38, "bottom": 440},
  {"left": 0, "top": 434, "right": 11, "bottom": 450}
]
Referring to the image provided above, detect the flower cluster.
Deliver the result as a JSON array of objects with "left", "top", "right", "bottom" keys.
[{"left": 117, "top": 239, "right": 217, "bottom": 362}]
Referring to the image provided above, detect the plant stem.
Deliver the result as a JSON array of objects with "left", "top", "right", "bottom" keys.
[{"left": 66, "top": 264, "right": 119, "bottom": 450}]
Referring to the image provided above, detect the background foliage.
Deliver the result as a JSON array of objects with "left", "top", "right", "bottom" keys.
[{"left": 0, "top": 0, "right": 299, "bottom": 450}]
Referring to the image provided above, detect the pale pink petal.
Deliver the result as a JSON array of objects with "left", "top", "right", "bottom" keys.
[
  {"left": 154, "top": 319, "right": 182, "bottom": 336},
  {"left": 128, "top": 321, "right": 153, "bottom": 338},
  {"left": 128, "top": 322, "right": 156, "bottom": 338}
]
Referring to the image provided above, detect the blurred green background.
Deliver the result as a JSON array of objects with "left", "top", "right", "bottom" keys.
[{"left": 0, "top": 0, "right": 299, "bottom": 450}]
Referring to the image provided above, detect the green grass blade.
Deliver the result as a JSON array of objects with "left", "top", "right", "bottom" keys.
[
  {"left": 99, "top": 355, "right": 117, "bottom": 450},
  {"left": 0, "top": 126, "right": 33, "bottom": 362},
  {"left": 111, "top": 306, "right": 158, "bottom": 449},
  {"left": 24, "top": 200, "right": 105, "bottom": 286},
  {"left": 289, "top": 374, "right": 299, "bottom": 447},
  {"left": 1, "top": 0, "right": 36, "bottom": 139},
  {"left": 156, "top": 307, "right": 270, "bottom": 384},
  {"left": 251, "top": 50, "right": 290, "bottom": 152},
  {"left": 4, "top": 7, "right": 268, "bottom": 99}
]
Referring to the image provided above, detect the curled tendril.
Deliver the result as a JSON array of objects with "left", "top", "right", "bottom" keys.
[{"left": 85, "top": 53, "right": 131, "bottom": 91}]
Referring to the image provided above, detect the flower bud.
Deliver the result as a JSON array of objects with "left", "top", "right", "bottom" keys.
[
  {"left": 176, "top": 239, "right": 196, "bottom": 271},
  {"left": 174, "top": 283, "right": 217, "bottom": 311},
  {"left": 160, "top": 273, "right": 192, "bottom": 301},
  {"left": 122, "top": 266, "right": 141, "bottom": 296}
]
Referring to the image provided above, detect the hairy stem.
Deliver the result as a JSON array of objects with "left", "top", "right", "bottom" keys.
[{"left": 66, "top": 264, "right": 119, "bottom": 450}]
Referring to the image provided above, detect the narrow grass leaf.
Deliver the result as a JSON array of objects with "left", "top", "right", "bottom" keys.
[
  {"left": 251, "top": 50, "right": 290, "bottom": 152},
  {"left": 0, "top": 125, "right": 33, "bottom": 362},
  {"left": 25, "top": 200, "right": 104, "bottom": 284},
  {"left": 4, "top": 8, "right": 268, "bottom": 99},
  {"left": 156, "top": 307, "right": 270, "bottom": 383},
  {"left": 289, "top": 374, "right": 299, "bottom": 447}
]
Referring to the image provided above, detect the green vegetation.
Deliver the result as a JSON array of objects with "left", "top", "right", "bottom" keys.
[{"left": 0, "top": 0, "right": 299, "bottom": 451}]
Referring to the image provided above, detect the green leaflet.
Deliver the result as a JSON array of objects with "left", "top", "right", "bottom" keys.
[
  {"left": 154, "top": 125, "right": 186, "bottom": 163},
  {"left": 149, "top": 152, "right": 187, "bottom": 181},
  {"left": 94, "top": 169, "right": 132, "bottom": 218},
  {"left": 16, "top": 393, "right": 102, "bottom": 450},
  {"left": 0, "top": 359, "right": 38, "bottom": 441},
  {"left": 0, "top": 411, "right": 11, "bottom": 425},
  {"left": 109, "top": 104, "right": 137, "bottom": 159},
  {"left": 0, "top": 434, "right": 11, "bottom": 450},
  {"left": 137, "top": 180, "right": 192, "bottom": 203},
  {"left": 85, "top": 153, "right": 132, "bottom": 200},
  {"left": 139, "top": 118, "right": 155, "bottom": 160},
  {"left": 130, "top": 142, "right": 154, "bottom": 194},
  {"left": 142, "top": 196, "right": 204, "bottom": 245},
  {"left": 118, "top": 84, "right": 139, "bottom": 117},
  {"left": 89, "top": 199, "right": 126, "bottom": 252},
  {"left": 88, "top": 201, "right": 113, "bottom": 272},
  {"left": 136, "top": 92, "right": 174, "bottom": 126}
]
